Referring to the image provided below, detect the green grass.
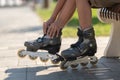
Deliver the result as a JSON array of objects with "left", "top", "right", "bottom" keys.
[{"left": 36, "top": 2, "right": 111, "bottom": 37}]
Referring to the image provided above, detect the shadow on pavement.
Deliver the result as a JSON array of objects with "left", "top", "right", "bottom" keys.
[{"left": 4, "top": 57, "right": 120, "bottom": 80}]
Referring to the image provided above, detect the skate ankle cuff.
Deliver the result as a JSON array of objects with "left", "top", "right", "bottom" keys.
[{"left": 83, "top": 26, "right": 93, "bottom": 32}]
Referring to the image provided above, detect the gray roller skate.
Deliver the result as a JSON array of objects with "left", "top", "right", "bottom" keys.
[
  {"left": 60, "top": 28, "right": 98, "bottom": 70},
  {"left": 18, "top": 32, "right": 64, "bottom": 64}
]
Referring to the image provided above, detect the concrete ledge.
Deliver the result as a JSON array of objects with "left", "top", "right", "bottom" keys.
[{"left": 98, "top": 4, "right": 120, "bottom": 57}]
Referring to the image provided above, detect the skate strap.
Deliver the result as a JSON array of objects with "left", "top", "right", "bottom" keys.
[
  {"left": 36, "top": 37, "right": 43, "bottom": 43},
  {"left": 70, "top": 40, "right": 80, "bottom": 48},
  {"left": 36, "top": 34, "right": 46, "bottom": 43}
]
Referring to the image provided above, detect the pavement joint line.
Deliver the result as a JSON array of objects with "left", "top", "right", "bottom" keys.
[
  {"left": 86, "top": 70, "right": 110, "bottom": 74},
  {"left": 25, "top": 66, "right": 28, "bottom": 80},
  {"left": 85, "top": 68, "right": 111, "bottom": 71}
]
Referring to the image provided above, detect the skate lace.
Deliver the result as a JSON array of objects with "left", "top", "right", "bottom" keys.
[
  {"left": 71, "top": 41, "right": 81, "bottom": 48},
  {"left": 36, "top": 35, "right": 45, "bottom": 43}
]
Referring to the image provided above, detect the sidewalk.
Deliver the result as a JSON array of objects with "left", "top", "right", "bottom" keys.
[{"left": 0, "top": 6, "right": 120, "bottom": 80}]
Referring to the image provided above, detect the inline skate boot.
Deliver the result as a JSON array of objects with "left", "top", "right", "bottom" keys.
[
  {"left": 17, "top": 31, "right": 64, "bottom": 64},
  {"left": 60, "top": 27, "right": 98, "bottom": 70}
]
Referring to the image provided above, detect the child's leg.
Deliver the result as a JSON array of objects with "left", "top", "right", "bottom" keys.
[
  {"left": 76, "top": 0, "right": 92, "bottom": 30},
  {"left": 47, "top": 0, "right": 76, "bottom": 38},
  {"left": 61, "top": 0, "right": 97, "bottom": 59},
  {"left": 24, "top": 0, "right": 76, "bottom": 53},
  {"left": 56, "top": 0, "right": 76, "bottom": 27}
]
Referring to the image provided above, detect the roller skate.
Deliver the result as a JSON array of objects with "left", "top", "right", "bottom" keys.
[
  {"left": 17, "top": 32, "right": 64, "bottom": 64},
  {"left": 60, "top": 28, "right": 98, "bottom": 70}
]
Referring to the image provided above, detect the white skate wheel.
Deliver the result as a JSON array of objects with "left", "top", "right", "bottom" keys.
[
  {"left": 40, "top": 57, "right": 49, "bottom": 62},
  {"left": 51, "top": 60, "right": 60, "bottom": 64},
  {"left": 90, "top": 57, "right": 98, "bottom": 65},
  {"left": 29, "top": 55, "right": 38, "bottom": 60},
  {"left": 60, "top": 61, "right": 68, "bottom": 70},
  {"left": 17, "top": 49, "right": 26, "bottom": 58},
  {"left": 70, "top": 64, "right": 79, "bottom": 69},
  {"left": 80, "top": 62, "right": 88, "bottom": 66}
]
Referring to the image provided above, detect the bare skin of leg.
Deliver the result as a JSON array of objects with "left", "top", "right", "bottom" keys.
[
  {"left": 76, "top": 0, "right": 92, "bottom": 30},
  {"left": 47, "top": 0, "right": 76, "bottom": 38}
]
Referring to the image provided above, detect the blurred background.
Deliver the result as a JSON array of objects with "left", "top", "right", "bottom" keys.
[
  {"left": 0, "top": 0, "right": 111, "bottom": 37},
  {"left": 0, "top": 0, "right": 51, "bottom": 8},
  {"left": 0, "top": 0, "right": 27, "bottom": 7}
]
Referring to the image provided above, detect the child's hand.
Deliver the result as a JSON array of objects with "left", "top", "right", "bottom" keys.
[
  {"left": 47, "top": 22, "right": 63, "bottom": 38},
  {"left": 43, "top": 18, "right": 55, "bottom": 34}
]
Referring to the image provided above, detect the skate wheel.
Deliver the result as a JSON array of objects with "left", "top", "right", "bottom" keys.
[
  {"left": 90, "top": 57, "right": 98, "bottom": 65},
  {"left": 51, "top": 59, "right": 60, "bottom": 64},
  {"left": 80, "top": 62, "right": 88, "bottom": 66},
  {"left": 29, "top": 55, "right": 38, "bottom": 60},
  {"left": 70, "top": 64, "right": 79, "bottom": 69},
  {"left": 60, "top": 61, "right": 68, "bottom": 70},
  {"left": 17, "top": 49, "right": 26, "bottom": 58},
  {"left": 40, "top": 57, "right": 49, "bottom": 62}
]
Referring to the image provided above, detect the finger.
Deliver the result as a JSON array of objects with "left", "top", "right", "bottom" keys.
[
  {"left": 49, "top": 25, "right": 55, "bottom": 38},
  {"left": 43, "top": 22, "right": 47, "bottom": 34},
  {"left": 56, "top": 29, "right": 60, "bottom": 37},
  {"left": 47, "top": 26, "right": 51, "bottom": 37},
  {"left": 51, "top": 27, "right": 56, "bottom": 38},
  {"left": 49, "top": 27, "right": 53, "bottom": 38},
  {"left": 43, "top": 22, "right": 45, "bottom": 34}
]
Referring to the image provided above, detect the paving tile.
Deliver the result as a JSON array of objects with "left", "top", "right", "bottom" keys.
[
  {"left": 6, "top": 66, "right": 27, "bottom": 73},
  {"left": 1, "top": 67, "right": 26, "bottom": 79},
  {"left": 116, "top": 58, "right": 120, "bottom": 63},
  {"left": 0, "top": 57, "right": 18, "bottom": 67},
  {"left": 35, "top": 70, "right": 84, "bottom": 80},
  {"left": 0, "top": 50, "right": 20, "bottom": 57},
  {"left": 102, "top": 62, "right": 120, "bottom": 72},
  {"left": 27, "top": 66, "right": 47, "bottom": 72},
  {"left": 96, "top": 77, "right": 118, "bottom": 80},
  {"left": 0, "top": 67, "right": 8, "bottom": 72},
  {"left": 98, "top": 57, "right": 120, "bottom": 63},
  {"left": 4, "top": 67, "right": 27, "bottom": 80},
  {"left": 81, "top": 65, "right": 119, "bottom": 80},
  {"left": 0, "top": 67, "right": 9, "bottom": 80},
  {"left": 4, "top": 73, "right": 27, "bottom": 80},
  {"left": 26, "top": 72, "right": 36, "bottom": 80},
  {"left": 113, "top": 77, "right": 120, "bottom": 80},
  {"left": 17, "top": 57, "right": 38, "bottom": 66},
  {"left": 95, "top": 71, "right": 118, "bottom": 79},
  {"left": 27, "top": 66, "right": 89, "bottom": 80},
  {"left": 17, "top": 57, "right": 56, "bottom": 67},
  {"left": 0, "top": 72, "right": 6, "bottom": 80},
  {"left": 86, "top": 62, "right": 107, "bottom": 69}
]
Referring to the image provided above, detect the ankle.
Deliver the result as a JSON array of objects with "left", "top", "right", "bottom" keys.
[{"left": 80, "top": 25, "right": 93, "bottom": 31}]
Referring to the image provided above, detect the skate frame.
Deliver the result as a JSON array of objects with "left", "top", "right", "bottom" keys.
[
  {"left": 64, "top": 56, "right": 97, "bottom": 67},
  {"left": 19, "top": 50, "right": 58, "bottom": 60}
]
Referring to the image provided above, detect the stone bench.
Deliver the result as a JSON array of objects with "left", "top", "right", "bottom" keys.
[{"left": 98, "top": 4, "right": 120, "bottom": 57}]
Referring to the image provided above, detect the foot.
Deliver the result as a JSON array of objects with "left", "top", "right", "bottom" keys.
[{"left": 61, "top": 28, "right": 97, "bottom": 60}]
